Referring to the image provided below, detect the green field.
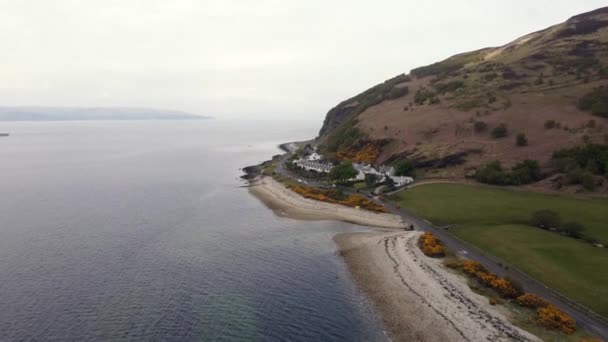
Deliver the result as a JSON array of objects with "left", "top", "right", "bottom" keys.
[{"left": 389, "top": 183, "right": 608, "bottom": 318}]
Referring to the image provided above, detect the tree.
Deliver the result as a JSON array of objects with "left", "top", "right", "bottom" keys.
[
  {"left": 552, "top": 144, "right": 608, "bottom": 177},
  {"left": 510, "top": 160, "right": 541, "bottom": 184},
  {"left": 562, "top": 222, "right": 585, "bottom": 238},
  {"left": 384, "top": 176, "right": 396, "bottom": 191},
  {"left": 516, "top": 133, "right": 528, "bottom": 146},
  {"left": 579, "top": 86, "right": 608, "bottom": 118},
  {"left": 476, "top": 159, "right": 542, "bottom": 185},
  {"left": 394, "top": 160, "right": 415, "bottom": 176},
  {"left": 582, "top": 173, "right": 596, "bottom": 191},
  {"left": 329, "top": 162, "right": 357, "bottom": 182},
  {"left": 530, "top": 210, "right": 561, "bottom": 229},
  {"left": 475, "top": 161, "right": 507, "bottom": 185},
  {"left": 365, "top": 173, "right": 379, "bottom": 186},
  {"left": 491, "top": 123, "right": 508, "bottom": 138}
]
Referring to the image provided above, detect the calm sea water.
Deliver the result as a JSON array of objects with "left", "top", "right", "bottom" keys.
[{"left": 0, "top": 120, "right": 386, "bottom": 341}]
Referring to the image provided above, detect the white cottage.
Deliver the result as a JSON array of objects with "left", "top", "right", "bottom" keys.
[
  {"left": 307, "top": 152, "right": 322, "bottom": 161},
  {"left": 390, "top": 176, "right": 414, "bottom": 187}
]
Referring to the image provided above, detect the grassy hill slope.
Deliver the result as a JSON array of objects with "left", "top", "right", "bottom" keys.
[{"left": 319, "top": 7, "right": 608, "bottom": 193}]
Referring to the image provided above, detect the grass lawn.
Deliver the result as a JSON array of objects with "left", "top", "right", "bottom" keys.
[
  {"left": 455, "top": 224, "right": 608, "bottom": 318},
  {"left": 353, "top": 181, "right": 368, "bottom": 190},
  {"left": 389, "top": 183, "right": 608, "bottom": 318},
  {"left": 391, "top": 183, "right": 608, "bottom": 243}
]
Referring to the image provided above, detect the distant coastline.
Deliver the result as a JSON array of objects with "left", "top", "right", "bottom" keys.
[{"left": 0, "top": 106, "right": 211, "bottom": 121}]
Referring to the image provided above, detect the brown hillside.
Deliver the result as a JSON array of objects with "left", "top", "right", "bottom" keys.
[{"left": 318, "top": 7, "right": 608, "bottom": 190}]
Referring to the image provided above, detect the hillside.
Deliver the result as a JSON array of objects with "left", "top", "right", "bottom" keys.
[{"left": 319, "top": 7, "right": 608, "bottom": 193}]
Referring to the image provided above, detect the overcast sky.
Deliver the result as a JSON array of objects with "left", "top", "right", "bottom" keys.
[{"left": 0, "top": 1, "right": 606, "bottom": 119}]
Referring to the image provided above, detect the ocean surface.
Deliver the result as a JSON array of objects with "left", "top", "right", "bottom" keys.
[{"left": 0, "top": 120, "right": 387, "bottom": 341}]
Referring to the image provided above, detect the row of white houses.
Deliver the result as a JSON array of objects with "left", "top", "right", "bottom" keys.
[
  {"left": 351, "top": 163, "right": 413, "bottom": 186},
  {"left": 293, "top": 159, "right": 334, "bottom": 173},
  {"left": 292, "top": 150, "right": 414, "bottom": 187}
]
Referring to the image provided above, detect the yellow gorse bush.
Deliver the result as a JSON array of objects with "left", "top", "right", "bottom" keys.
[
  {"left": 456, "top": 260, "right": 520, "bottom": 298},
  {"left": 517, "top": 293, "right": 550, "bottom": 309},
  {"left": 419, "top": 232, "right": 446, "bottom": 257},
  {"left": 288, "top": 185, "right": 388, "bottom": 213},
  {"left": 453, "top": 259, "right": 577, "bottom": 333},
  {"left": 537, "top": 305, "right": 576, "bottom": 334},
  {"left": 337, "top": 143, "right": 380, "bottom": 163}
]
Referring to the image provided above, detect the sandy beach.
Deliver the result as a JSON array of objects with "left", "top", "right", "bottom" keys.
[
  {"left": 249, "top": 175, "right": 540, "bottom": 341},
  {"left": 248, "top": 176, "right": 408, "bottom": 229},
  {"left": 336, "top": 231, "right": 540, "bottom": 342}
]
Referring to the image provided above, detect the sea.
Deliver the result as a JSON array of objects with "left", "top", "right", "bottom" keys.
[{"left": 0, "top": 120, "right": 387, "bottom": 341}]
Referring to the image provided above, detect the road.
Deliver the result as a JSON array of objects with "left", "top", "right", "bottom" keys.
[
  {"left": 381, "top": 195, "right": 608, "bottom": 340},
  {"left": 273, "top": 144, "right": 608, "bottom": 340}
]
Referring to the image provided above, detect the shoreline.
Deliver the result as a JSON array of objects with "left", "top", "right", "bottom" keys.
[
  {"left": 247, "top": 175, "right": 540, "bottom": 341},
  {"left": 335, "top": 231, "right": 540, "bottom": 342},
  {"left": 248, "top": 176, "right": 408, "bottom": 229}
]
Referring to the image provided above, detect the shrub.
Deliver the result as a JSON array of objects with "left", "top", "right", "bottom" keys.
[
  {"left": 329, "top": 162, "right": 358, "bottom": 182},
  {"left": 476, "top": 160, "right": 542, "bottom": 185},
  {"left": 461, "top": 260, "right": 483, "bottom": 275},
  {"left": 457, "top": 260, "right": 521, "bottom": 298},
  {"left": 387, "top": 86, "right": 409, "bottom": 100},
  {"left": 475, "top": 161, "right": 507, "bottom": 185},
  {"left": 552, "top": 144, "right": 608, "bottom": 176},
  {"left": 582, "top": 173, "right": 596, "bottom": 191},
  {"left": 579, "top": 86, "right": 608, "bottom": 117},
  {"left": 517, "top": 293, "right": 550, "bottom": 308},
  {"left": 491, "top": 123, "right": 508, "bottom": 138},
  {"left": 516, "top": 133, "right": 528, "bottom": 146},
  {"left": 419, "top": 232, "right": 445, "bottom": 257},
  {"left": 491, "top": 278, "right": 521, "bottom": 298},
  {"left": 444, "top": 259, "right": 462, "bottom": 269},
  {"left": 327, "top": 123, "right": 361, "bottom": 152},
  {"left": 510, "top": 160, "right": 542, "bottom": 185},
  {"left": 455, "top": 98, "right": 482, "bottom": 112},
  {"left": 561, "top": 222, "right": 585, "bottom": 238},
  {"left": 544, "top": 120, "right": 557, "bottom": 129},
  {"left": 484, "top": 73, "right": 498, "bottom": 82},
  {"left": 337, "top": 141, "right": 381, "bottom": 163},
  {"left": 530, "top": 209, "right": 561, "bottom": 229},
  {"left": 583, "top": 135, "right": 591, "bottom": 144},
  {"left": 394, "top": 160, "right": 415, "bottom": 177},
  {"left": 433, "top": 80, "right": 464, "bottom": 94},
  {"left": 474, "top": 121, "right": 487, "bottom": 133},
  {"left": 414, "top": 88, "right": 437, "bottom": 105},
  {"left": 288, "top": 184, "right": 388, "bottom": 213},
  {"left": 536, "top": 305, "right": 576, "bottom": 334},
  {"left": 566, "top": 167, "right": 586, "bottom": 184},
  {"left": 364, "top": 173, "right": 379, "bottom": 186}
]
